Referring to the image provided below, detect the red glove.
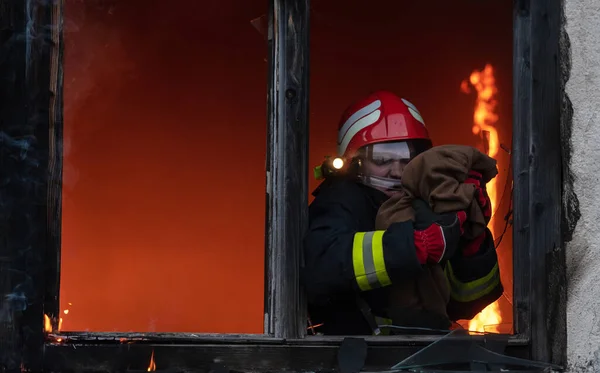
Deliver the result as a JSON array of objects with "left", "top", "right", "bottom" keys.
[
  {"left": 412, "top": 199, "right": 467, "bottom": 264},
  {"left": 464, "top": 170, "right": 492, "bottom": 222}
]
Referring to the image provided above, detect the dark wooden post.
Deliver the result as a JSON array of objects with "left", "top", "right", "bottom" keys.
[
  {"left": 0, "top": 0, "right": 61, "bottom": 371},
  {"left": 264, "top": 0, "right": 310, "bottom": 339},
  {"left": 512, "top": 0, "right": 533, "bottom": 345},
  {"left": 513, "top": 0, "right": 565, "bottom": 365},
  {"left": 46, "top": 0, "right": 65, "bottom": 340}
]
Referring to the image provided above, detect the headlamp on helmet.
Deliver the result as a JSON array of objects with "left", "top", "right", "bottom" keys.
[{"left": 313, "top": 156, "right": 347, "bottom": 180}]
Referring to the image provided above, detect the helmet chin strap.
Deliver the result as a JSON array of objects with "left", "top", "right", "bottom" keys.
[{"left": 358, "top": 174, "right": 403, "bottom": 192}]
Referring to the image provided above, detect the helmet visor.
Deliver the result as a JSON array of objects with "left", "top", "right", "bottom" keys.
[{"left": 356, "top": 140, "right": 431, "bottom": 192}]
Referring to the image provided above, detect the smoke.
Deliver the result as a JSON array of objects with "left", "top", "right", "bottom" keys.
[
  {"left": 0, "top": 132, "right": 35, "bottom": 163},
  {"left": 58, "top": 0, "right": 270, "bottom": 333},
  {"left": 63, "top": 0, "right": 136, "bottom": 121},
  {"left": 61, "top": 0, "right": 137, "bottom": 193},
  {"left": 0, "top": 292, "right": 29, "bottom": 323},
  {"left": 0, "top": 271, "right": 33, "bottom": 323}
]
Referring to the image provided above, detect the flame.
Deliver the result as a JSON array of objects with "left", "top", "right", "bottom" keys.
[
  {"left": 467, "top": 299, "right": 502, "bottom": 333},
  {"left": 44, "top": 302, "right": 73, "bottom": 343},
  {"left": 147, "top": 350, "right": 157, "bottom": 371},
  {"left": 461, "top": 64, "right": 502, "bottom": 333},
  {"left": 44, "top": 314, "right": 52, "bottom": 333},
  {"left": 59, "top": 303, "right": 71, "bottom": 331}
]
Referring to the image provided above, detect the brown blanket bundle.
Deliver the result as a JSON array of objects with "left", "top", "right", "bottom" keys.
[{"left": 376, "top": 144, "right": 498, "bottom": 325}]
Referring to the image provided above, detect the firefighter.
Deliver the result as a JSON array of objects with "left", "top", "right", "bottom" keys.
[{"left": 302, "top": 90, "right": 503, "bottom": 335}]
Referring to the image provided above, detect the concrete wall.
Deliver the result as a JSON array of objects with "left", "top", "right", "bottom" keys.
[{"left": 565, "top": 0, "right": 600, "bottom": 371}]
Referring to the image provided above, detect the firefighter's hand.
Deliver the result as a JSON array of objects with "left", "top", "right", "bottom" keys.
[
  {"left": 464, "top": 170, "right": 492, "bottom": 223},
  {"left": 412, "top": 199, "right": 467, "bottom": 264}
]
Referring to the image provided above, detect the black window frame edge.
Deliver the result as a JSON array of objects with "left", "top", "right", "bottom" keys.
[{"left": 0, "top": 0, "right": 566, "bottom": 372}]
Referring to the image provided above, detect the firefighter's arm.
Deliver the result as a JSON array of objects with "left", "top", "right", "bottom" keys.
[
  {"left": 445, "top": 228, "right": 503, "bottom": 321},
  {"left": 302, "top": 193, "right": 423, "bottom": 304}
]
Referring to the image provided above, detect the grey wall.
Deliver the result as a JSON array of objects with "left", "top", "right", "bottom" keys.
[{"left": 565, "top": 0, "right": 600, "bottom": 371}]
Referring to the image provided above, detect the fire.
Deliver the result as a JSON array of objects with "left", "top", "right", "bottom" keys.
[
  {"left": 44, "top": 302, "right": 73, "bottom": 340},
  {"left": 147, "top": 350, "right": 157, "bottom": 371},
  {"left": 467, "top": 298, "right": 502, "bottom": 334},
  {"left": 44, "top": 314, "right": 52, "bottom": 333},
  {"left": 60, "top": 302, "right": 72, "bottom": 331},
  {"left": 461, "top": 64, "right": 502, "bottom": 333}
]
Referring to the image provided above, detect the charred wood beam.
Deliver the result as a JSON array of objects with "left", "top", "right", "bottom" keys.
[
  {"left": 513, "top": 0, "right": 565, "bottom": 365},
  {"left": 0, "top": 0, "right": 58, "bottom": 371},
  {"left": 44, "top": 342, "right": 530, "bottom": 373},
  {"left": 46, "top": 0, "right": 64, "bottom": 336},
  {"left": 264, "top": 0, "right": 310, "bottom": 339},
  {"left": 512, "top": 0, "right": 533, "bottom": 344},
  {"left": 528, "top": 0, "right": 565, "bottom": 365},
  {"left": 46, "top": 331, "right": 530, "bottom": 345}
]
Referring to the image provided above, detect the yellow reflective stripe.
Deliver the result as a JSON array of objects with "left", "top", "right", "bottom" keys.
[
  {"left": 352, "top": 232, "right": 370, "bottom": 291},
  {"left": 352, "top": 231, "right": 392, "bottom": 291},
  {"left": 445, "top": 262, "right": 501, "bottom": 303},
  {"left": 372, "top": 231, "right": 392, "bottom": 287}
]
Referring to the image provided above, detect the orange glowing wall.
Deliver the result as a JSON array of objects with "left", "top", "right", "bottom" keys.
[
  {"left": 61, "top": 0, "right": 514, "bottom": 333},
  {"left": 61, "top": 0, "right": 268, "bottom": 333}
]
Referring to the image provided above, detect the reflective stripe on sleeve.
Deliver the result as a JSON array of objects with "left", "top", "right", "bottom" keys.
[
  {"left": 445, "top": 262, "right": 501, "bottom": 303},
  {"left": 352, "top": 231, "right": 392, "bottom": 291}
]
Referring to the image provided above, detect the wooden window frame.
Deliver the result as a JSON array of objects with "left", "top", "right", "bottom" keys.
[{"left": 0, "top": 0, "right": 566, "bottom": 371}]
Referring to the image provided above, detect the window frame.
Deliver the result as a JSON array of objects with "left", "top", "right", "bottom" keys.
[{"left": 0, "top": 0, "right": 566, "bottom": 371}]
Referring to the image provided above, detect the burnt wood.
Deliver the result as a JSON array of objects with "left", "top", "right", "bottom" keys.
[
  {"left": 512, "top": 0, "right": 566, "bottom": 366},
  {"left": 0, "top": 0, "right": 57, "bottom": 371},
  {"left": 43, "top": 340, "right": 531, "bottom": 373},
  {"left": 529, "top": 0, "right": 565, "bottom": 365},
  {"left": 264, "top": 0, "right": 310, "bottom": 339},
  {"left": 45, "top": 0, "right": 64, "bottom": 335},
  {"left": 47, "top": 331, "right": 529, "bottom": 345},
  {"left": 512, "top": 0, "right": 533, "bottom": 343}
]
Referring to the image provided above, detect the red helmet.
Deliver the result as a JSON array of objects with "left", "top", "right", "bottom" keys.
[{"left": 337, "top": 90, "right": 431, "bottom": 158}]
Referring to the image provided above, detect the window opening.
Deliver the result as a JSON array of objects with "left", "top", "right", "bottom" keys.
[
  {"left": 54, "top": 0, "right": 269, "bottom": 334},
  {"left": 306, "top": 0, "right": 513, "bottom": 336}
]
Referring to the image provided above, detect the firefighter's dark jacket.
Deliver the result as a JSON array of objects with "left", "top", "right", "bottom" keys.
[{"left": 301, "top": 177, "right": 503, "bottom": 335}]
